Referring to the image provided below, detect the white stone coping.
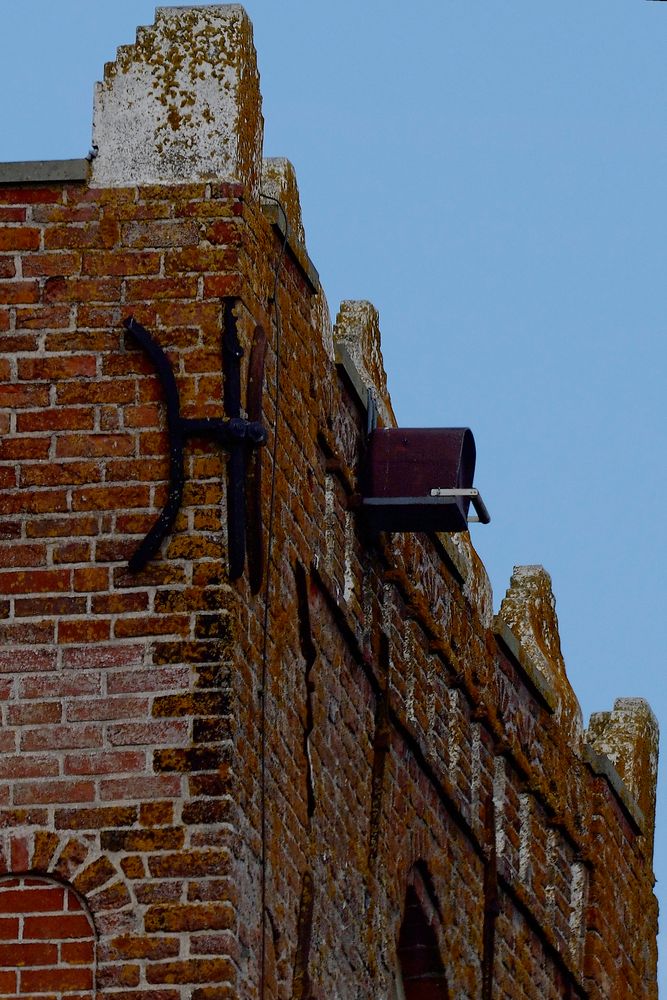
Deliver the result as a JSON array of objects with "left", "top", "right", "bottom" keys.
[
  {"left": 583, "top": 744, "right": 645, "bottom": 833},
  {"left": 261, "top": 201, "right": 319, "bottom": 292},
  {"left": 493, "top": 619, "right": 558, "bottom": 713}
]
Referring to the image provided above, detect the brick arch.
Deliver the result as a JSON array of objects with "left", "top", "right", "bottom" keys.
[
  {"left": 1, "top": 831, "right": 134, "bottom": 923},
  {"left": 0, "top": 874, "right": 96, "bottom": 998},
  {"left": 395, "top": 862, "right": 449, "bottom": 1000}
]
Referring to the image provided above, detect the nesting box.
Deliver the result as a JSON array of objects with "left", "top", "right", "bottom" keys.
[{"left": 361, "top": 427, "right": 488, "bottom": 533}]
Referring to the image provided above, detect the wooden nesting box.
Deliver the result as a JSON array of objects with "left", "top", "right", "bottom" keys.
[{"left": 361, "top": 427, "right": 488, "bottom": 533}]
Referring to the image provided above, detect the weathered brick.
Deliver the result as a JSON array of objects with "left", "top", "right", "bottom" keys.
[
  {"left": 0, "top": 568, "right": 70, "bottom": 595},
  {"left": 56, "top": 807, "right": 137, "bottom": 832},
  {"left": 18, "top": 355, "right": 97, "bottom": 380},
  {"left": 101, "top": 828, "right": 184, "bottom": 852},
  {"left": 17, "top": 407, "right": 95, "bottom": 433},
  {"left": 15, "top": 304, "right": 73, "bottom": 329},
  {"left": 0, "top": 227, "right": 40, "bottom": 250},
  {"left": 146, "top": 958, "right": 235, "bottom": 985},
  {"left": 0, "top": 280, "right": 40, "bottom": 304},
  {"left": 82, "top": 250, "right": 162, "bottom": 275}
]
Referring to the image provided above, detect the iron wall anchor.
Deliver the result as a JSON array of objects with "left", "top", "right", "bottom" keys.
[{"left": 123, "top": 309, "right": 267, "bottom": 581}]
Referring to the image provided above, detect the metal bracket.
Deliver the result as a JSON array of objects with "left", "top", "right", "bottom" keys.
[
  {"left": 429, "top": 488, "right": 491, "bottom": 524},
  {"left": 124, "top": 301, "right": 267, "bottom": 582}
]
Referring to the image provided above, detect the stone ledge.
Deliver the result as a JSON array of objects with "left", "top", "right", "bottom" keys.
[
  {"left": 583, "top": 744, "right": 645, "bottom": 834},
  {"left": 0, "top": 159, "right": 90, "bottom": 184},
  {"left": 335, "top": 342, "right": 370, "bottom": 414},
  {"left": 493, "top": 619, "right": 558, "bottom": 714},
  {"left": 261, "top": 201, "right": 320, "bottom": 293}
]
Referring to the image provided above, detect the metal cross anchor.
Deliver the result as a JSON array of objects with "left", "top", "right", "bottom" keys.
[{"left": 123, "top": 299, "right": 268, "bottom": 588}]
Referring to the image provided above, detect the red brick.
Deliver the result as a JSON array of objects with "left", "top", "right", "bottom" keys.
[
  {"left": 101, "top": 352, "right": 157, "bottom": 377},
  {"left": 0, "top": 384, "right": 50, "bottom": 408},
  {"left": 163, "top": 247, "right": 237, "bottom": 274},
  {"left": 0, "top": 808, "right": 47, "bottom": 828},
  {"left": 146, "top": 958, "right": 234, "bottom": 984},
  {"left": 14, "top": 779, "right": 96, "bottom": 805},
  {"left": 0, "top": 643, "right": 56, "bottom": 676},
  {"left": 66, "top": 698, "right": 148, "bottom": 723},
  {"left": 0, "top": 256, "right": 16, "bottom": 278},
  {"left": 137, "top": 183, "right": 208, "bottom": 202},
  {"left": 0, "top": 437, "right": 51, "bottom": 461},
  {"left": 17, "top": 407, "right": 95, "bottom": 433},
  {"left": 0, "top": 621, "right": 55, "bottom": 646},
  {"left": 99, "top": 776, "right": 181, "bottom": 801},
  {"left": 44, "top": 275, "right": 122, "bottom": 303},
  {"left": 114, "top": 615, "right": 187, "bottom": 639},
  {"left": 0, "top": 917, "right": 19, "bottom": 939},
  {"left": 0, "top": 885, "right": 65, "bottom": 913},
  {"left": 6, "top": 702, "right": 62, "bottom": 725},
  {"left": 0, "top": 568, "right": 70, "bottom": 595},
  {"left": 56, "top": 433, "right": 134, "bottom": 458},
  {"left": 0, "top": 279, "right": 40, "bottom": 304},
  {"left": 58, "top": 618, "right": 111, "bottom": 644},
  {"left": 20, "top": 966, "right": 93, "bottom": 991},
  {"left": 15, "top": 304, "right": 73, "bottom": 329},
  {"left": 70, "top": 485, "right": 151, "bottom": 512},
  {"left": 10, "top": 836, "right": 30, "bottom": 872},
  {"left": 122, "top": 219, "right": 199, "bottom": 248},
  {"left": 20, "top": 726, "right": 103, "bottom": 752},
  {"left": 0, "top": 207, "right": 25, "bottom": 223},
  {"left": 0, "top": 970, "right": 15, "bottom": 991},
  {"left": 18, "top": 355, "right": 97, "bottom": 380},
  {"left": 25, "top": 516, "right": 99, "bottom": 538},
  {"left": 52, "top": 540, "right": 92, "bottom": 564},
  {"left": 145, "top": 902, "right": 234, "bottom": 933},
  {"left": 0, "top": 755, "right": 59, "bottom": 779},
  {"left": 21, "top": 250, "right": 82, "bottom": 277},
  {"left": 71, "top": 567, "right": 109, "bottom": 592},
  {"left": 19, "top": 674, "right": 101, "bottom": 699},
  {"left": 61, "top": 644, "right": 143, "bottom": 670},
  {"left": 14, "top": 596, "right": 86, "bottom": 617},
  {"left": 0, "top": 543, "right": 48, "bottom": 569},
  {"left": 82, "top": 250, "right": 162, "bottom": 276},
  {"left": 106, "top": 666, "right": 189, "bottom": 694},
  {"left": 124, "top": 276, "right": 199, "bottom": 301},
  {"left": 55, "top": 806, "right": 137, "bottom": 831},
  {"left": 64, "top": 751, "right": 146, "bottom": 775},
  {"left": 23, "top": 913, "right": 94, "bottom": 940},
  {"left": 123, "top": 403, "right": 163, "bottom": 428},
  {"left": 0, "top": 186, "right": 62, "bottom": 205},
  {"left": 57, "top": 381, "right": 136, "bottom": 406},
  {"left": 32, "top": 203, "right": 98, "bottom": 223},
  {"left": 45, "top": 329, "right": 120, "bottom": 352},
  {"left": 43, "top": 220, "right": 118, "bottom": 251},
  {"left": 0, "top": 940, "right": 58, "bottom": 964},
  {"left": 90, "top": 592, "right": 149, "bottom": 615},
  {"left": 0, "top": 227, "right": 40, "bottom": 250},
  {"left": 0, "top": 488, "right": 69, "bottom": 514},
  {"left": 107, "top": 720, "right": 189, "bottom": 748},
  {"left": 154, "top": 301, "right": 220, "bottom": 330},
  {"left": 61, "top": 938, "right": 96, "bottom": 962}
]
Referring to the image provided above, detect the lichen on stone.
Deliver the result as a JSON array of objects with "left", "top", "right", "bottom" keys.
[{"left": 498, "top": 565, "right": 583, "bottom": 750}]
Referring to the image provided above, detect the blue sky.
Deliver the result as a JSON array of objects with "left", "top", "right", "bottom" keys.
[{"left": 2, "top": 0, "right": 666, "bottom": 989}]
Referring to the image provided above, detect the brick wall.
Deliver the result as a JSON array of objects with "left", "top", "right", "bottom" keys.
[
  {"left": 0, "top": 876, "right": 95, "bottom": 997},
  {"left": 0, "top": 6, "right": 659, "bottom": 999}
]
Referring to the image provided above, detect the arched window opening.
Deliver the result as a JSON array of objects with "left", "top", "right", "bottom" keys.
[
  {"left": 397, "top": 884, "right": 449, "bottom": 1000},
  {"left": 0, "top": 875, "right": 96, "bottom": 998}
]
